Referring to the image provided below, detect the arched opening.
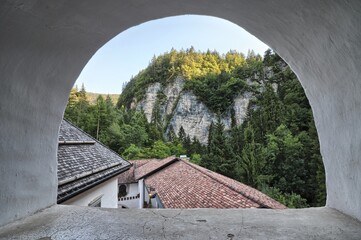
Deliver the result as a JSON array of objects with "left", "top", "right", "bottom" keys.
[
  {"left": 118, "top": 184, "right": 127, "bottom": 198},
  {"left": 0, "top": 1, "right": 360, "bottom": 229},
  {"left": 67, "top": 14, "right": 325, "bottom": 209}
]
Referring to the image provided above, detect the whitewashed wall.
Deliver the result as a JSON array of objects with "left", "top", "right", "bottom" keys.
[
  {"left": 144, "top": 187, "right": 160, "bottom": 208},
  {"left": 2, "top": 1, "right": 361, "bottom": 225},
  {"left": 62, "top": 177, "right": 118, "bottom": 208},
  {"left": 118, "top": 183, "right": 140, "bottom": 208}
]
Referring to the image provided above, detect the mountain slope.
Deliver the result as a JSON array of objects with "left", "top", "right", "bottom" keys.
[{"left": 118, "top": 49, "right": 263, "bottom": 143}]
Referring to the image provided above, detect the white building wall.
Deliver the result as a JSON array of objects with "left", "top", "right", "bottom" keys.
[
  {"left": 144, "top": 187, "right": 154, "bottom": 208},
  {"left": 62, "top": 177, "right": 118, "bottom": 208},
  {"left": 139, "top": 179, "right": 144, "bottom": 209},
  {"left": 118, "top": 183, "right": 139, "bottom": 208}
]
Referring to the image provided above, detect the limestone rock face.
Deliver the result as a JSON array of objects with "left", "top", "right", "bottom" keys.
[
  {"left": 168, "top": 91, "right": 233, "bottom": 145},
  {"left": 163, "top": 76, "right": 185, "bottom": 116},
  {"left": 132, "top": 76, "right": 251, "bottom": 144},
  {"left": 136, "top": 82, "right": 162, "bottom": 122},
  {"left": 233, "top": 93, "right": 251, "bottom": 126}
]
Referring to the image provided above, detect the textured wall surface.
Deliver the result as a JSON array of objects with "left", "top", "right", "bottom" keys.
[{"left": 0, "top": 0, "right": 360, "bottom": 226}]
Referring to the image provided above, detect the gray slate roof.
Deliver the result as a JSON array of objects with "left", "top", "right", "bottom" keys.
[{"left": 57, "top": 119, "right": 131, "bottom": 203}]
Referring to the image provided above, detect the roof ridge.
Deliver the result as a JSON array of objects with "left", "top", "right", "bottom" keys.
[
  {"left": 135, "top": 156, "right": 178, "bottom": 180},
  {"left": 181, "top": 160, "right": 285, "bottom": 209}
]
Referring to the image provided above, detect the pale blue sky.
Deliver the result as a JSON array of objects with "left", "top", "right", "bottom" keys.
[{"left": 75, "top": 15, "right": 269, "bottom": 94}]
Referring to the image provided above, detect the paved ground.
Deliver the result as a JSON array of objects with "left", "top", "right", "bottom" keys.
[{"left": 0, "top": 205, "right": 360, "bottom": 240}]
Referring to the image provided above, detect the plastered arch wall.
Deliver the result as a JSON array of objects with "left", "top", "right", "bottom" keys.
[{"left": 0, "top": 0, "right": 360, "bottom": 226}]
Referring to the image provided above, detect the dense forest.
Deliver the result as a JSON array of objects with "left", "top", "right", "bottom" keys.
[{"left": 64, "top": 48, "right": 326, "bottom": 208}]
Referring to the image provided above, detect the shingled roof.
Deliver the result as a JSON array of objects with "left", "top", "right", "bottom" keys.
[
  {"left": 57, "top": 119, "right": 131, "bottom": 203},
  {"left": 120, "top": 157, "right": 286, "bottom": 209}
]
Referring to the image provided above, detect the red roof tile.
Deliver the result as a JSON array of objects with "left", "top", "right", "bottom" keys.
[
  {"left": 181, "top": 160, "right": 286, "bottom": 209},
  {"left": 118, "top": 157, "right": 286, "bottom": 209},
  {"left": 134, "top": 156, "right": 178, "bottom": 180},
  {"left": 118, "top": 159, "right": 152, "bottom": 183}
]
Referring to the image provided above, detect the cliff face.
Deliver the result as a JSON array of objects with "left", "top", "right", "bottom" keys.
[{"left": 133, "top": 76, "right": 251, "bottom": 144}]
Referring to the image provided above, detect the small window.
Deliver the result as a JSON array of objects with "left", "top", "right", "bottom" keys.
[
  {"left": 88, "top": 195, "right": 102, "bottom": 207},
  {"left": 118, "top": 184, "right": 127, "bottom": 198}
]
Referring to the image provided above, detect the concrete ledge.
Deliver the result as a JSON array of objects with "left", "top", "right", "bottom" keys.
[{"left": 0, "top": 205, "right": 360, "bottom": 239}]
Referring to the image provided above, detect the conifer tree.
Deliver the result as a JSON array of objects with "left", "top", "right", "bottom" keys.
[{"left": 178, "top": 126, "right": 186, "bottom": 142}]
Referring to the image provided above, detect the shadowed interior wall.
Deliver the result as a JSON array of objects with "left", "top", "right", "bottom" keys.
[{"left": 0, "top": 0, "right": 360, "bottom": 226}]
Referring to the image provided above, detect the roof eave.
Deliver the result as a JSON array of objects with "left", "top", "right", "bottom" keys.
[{"left": 57, "top": 164, "right": 131, "bottom": 204}]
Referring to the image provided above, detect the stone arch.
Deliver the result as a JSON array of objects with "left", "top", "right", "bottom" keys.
[{"left": 0, "top": 1, "right": 361, "bottom": 226}]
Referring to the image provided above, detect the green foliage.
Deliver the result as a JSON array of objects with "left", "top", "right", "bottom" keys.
[
  {"left": 85, "top": 92, "right": 119, "bottom": 105},
  {"left": 149, "top": 140, "right": 171, "bottom": 159},
  {"left": 263, "top": 125, "right": 307, "bottom": 195},
  {"left": 190, "top": 153, "right": 202, "bottom": 165},
  {"left": 195, "top": 49, "right": 324, "bottom": 207},
  {"left": 123, "top": 144, "right": 145, "bottom": 160},
  {"left": 261, "top": 185, "right": 309, "bottom": 208},
  {"left": 201, "top": 118, "right": 236, "bottom": 178},
  {"left": 240, "top": 123, "right": 266, "bottom": 188},
  {"left": 117, "top": 48, "right": 251, "bottom": 113}
]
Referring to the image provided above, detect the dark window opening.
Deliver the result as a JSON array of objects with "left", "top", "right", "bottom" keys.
[{"left": 118, "top": 184, "right": 127, "bottom": 198}]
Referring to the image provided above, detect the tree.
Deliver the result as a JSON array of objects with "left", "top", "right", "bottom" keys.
[
  {"left": 64, "top": 87, "right": 79, "bottom": 121},
  {"left": 263, "top": 125, "right": 307, "bottom": 196},
  {"left": 261, "top": 185, "right": 309, "bottom": 208},
  {"left": 150, "top": 140, "right": 171, "bottom": 159},
  {"left": 263, "top": 49, "right": 273, "bottom": 66},
  {"left": 240, "top": 123, "right": 266, "bottom": 187},
  {"left": 123, "top": 144, "right": 145, "bottom": 160},
  {"left": 95, "top": 95, "right": 106, "bottom": 140},
  {"left": 190, "top": 153, "right": 202, "bottom": 165},
  {"left": 167, "top": 125, "right": 177, "bottom": 142},
  {"left": 178, "top": 126, "right": 186, "bottom": 142},
  {"left": 207, "top": 122, "right": 214, "bottom": 153},
  {"left": 169, "top": 142, "right": 186, "bottom": 157},
  {"left": 202, "top": 118, "right": 235, "bottom": 177}
]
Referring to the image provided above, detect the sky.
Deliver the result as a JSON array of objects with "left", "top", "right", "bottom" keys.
[{"left": 75, "top": 15, "right": 269, "bottom": 94}]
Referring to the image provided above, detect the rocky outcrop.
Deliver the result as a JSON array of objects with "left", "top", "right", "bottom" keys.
[
  {"left": 132, "top": 76, "right": 251, "bottom": 144},
  {"left": 168, "top": 91, "right": 232, "bottom": 144},
  {"left": 233, "top": 93, "right": 251, "bottom": 126},
  {"left": 162, "top": 76, "right": 185, "bottom": 116},
  {"left": 136, "top": 82, "right": 162, "bottom": 122}
]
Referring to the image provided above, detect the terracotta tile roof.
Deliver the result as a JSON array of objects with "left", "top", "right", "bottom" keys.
[
  {"left": 181, "top": 161, "right": 286, "bottom": 209},
  {"left": 117, "top": 159, "right": 153, "bottom": 184},
  {"left": 119, "top": 157, "right": 286, "bottom": 209},
  {"left": 134, "top": 156, "right": 178, "bottom": 180},
  {"left": 57, "top": 119, "right": 131, "bottom": 203},
  {"left": 131, "top": 159, "right": 154, "bottom": 168}
]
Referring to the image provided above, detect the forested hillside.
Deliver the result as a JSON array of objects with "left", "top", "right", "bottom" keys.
[
  {"left": 87, "top": 92, "right": 119, "bottom": 105},
  {"left": 64, "top": 48, "right": 325, "bottom": 208}
]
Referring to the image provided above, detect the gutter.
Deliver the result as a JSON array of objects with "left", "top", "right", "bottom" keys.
[
  {"left": 58, "top": 140, "right": 96, "bottom": 145},
  {"left": 57, "top": 164, "right": 131, "bottom": 204}
]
